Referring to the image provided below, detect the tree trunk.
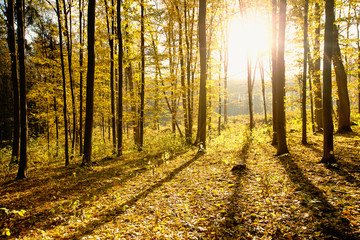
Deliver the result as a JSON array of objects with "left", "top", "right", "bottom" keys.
[
  {"left": 321, "top": 0, "right": 335, "bottom": 164},
  {"left": 16, "top": 0, "right": 28, "bottom": 179},
  {"left": 139, "top": 0, "right": 145, "bottom": 150},
  {"left": 62, "top": 0, "right": 77, "bottom": 157},
  {"left": 333, "top": 27, "right": 351, "bottom": 133},
  {"left": 271, "top": 0, "right": 278, "bottom": 145},
  {"left": 7, "top": 0, "right": 20, "bottom": 164},
  {"left": 313, "top": 2, "right": 323, "bottom": 131},
  {"left": 247, "top": 55, "right": 254, "bottom": 130},
  {"left": 301, "top": 0, "right": 308, "bottom": 144},
  {"left": 259, "top": 57, "right": 267, "bottom": 123},
  {"left": 79, "top": 0, "right": 84, "bottom": 155},
  {"left": 104, "top": 0, "right": 117, "bottom": 153},
  {"left": 81, "top": 0, "right": 96, "bottom": 167},
  {"left": 276, "top": 0, "right": 289, "bottom": 155},
  {"left": 117, "top": 0, "right": 123, "bottom": 156},
  {"left": 197, "top": 0, "right": 207, "bottom": 150},
  {"left": 55, "top": 0, "right": 70, "bottom": 166}
]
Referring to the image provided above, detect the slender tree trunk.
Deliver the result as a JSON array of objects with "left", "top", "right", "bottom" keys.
[
  {"left": 79, "top": 0, "right": 84, "bottom": 155},
  {"left": 247, "top": 55, "right": 254, "bottom": 130},
  {"left": 356, "top": 10, "right": 360, "bottom": 114},
  {"left": 7, "top": 0, "right": 20, "bottom": 164},
  {"left": 308, "top": 52, "right": 315, "bottom": 133},
  {"left": 301, "top": 0, "right": 308, "bottom": 144},
  {"left": 104, "top": 0, "right": 117, "bottom": 153},
  {"left": 271, "top": 0, "right": 278, "bottom": 145},
  {"left": 197, "top": 0, "right": 207, "bottom": 150},
  {"left": 81, "top": 0, "right": 96, "bottom": 167},
  {"left": 55, "top": 0, "right": 70, "bottom": 166},
  {"left": 259, "top": 57, "right": 267, "bottom": 123},
  {"left": 54, "top": 96, "right": 59, "bottom": 155},
  {"left": 321, "top": 0, "right": 335, "bottom": 164},
  {"left": 314, "top": 2, "right": 323, "bottom": 131},
  {"left": 16, "top": 0, "right": 28, "bottom": 179},
  {"left": 62, "top": 0, "right": 77, "bottom": 157},
  {"left": 333, "top": 27, "right": 351, "bottom": 133},
  {"left": 139, "top": 0, "right": 145, "bottom": 149},
  {"left": 117, "top": 0, "right": 123, "bottom": 156},
  {"left": 276, "top": 0, "right": 289, "bottom": 155}
]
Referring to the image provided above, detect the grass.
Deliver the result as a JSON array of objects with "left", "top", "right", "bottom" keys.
[{"left": 1, "top": 117, "right": 360, "bottom": 239}]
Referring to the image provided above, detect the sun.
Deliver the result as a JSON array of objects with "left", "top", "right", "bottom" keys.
[{"left": 227, "top": 11, "right": 272, "bottom": 79}]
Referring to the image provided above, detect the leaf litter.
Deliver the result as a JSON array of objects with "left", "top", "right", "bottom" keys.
[{"left": 1, "top": 122, "right": 360, "bottom": 239}]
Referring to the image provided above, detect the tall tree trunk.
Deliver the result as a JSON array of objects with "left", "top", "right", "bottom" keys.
[
  {"left": 356, "top": 9, "right": 360, "bottom": 114},
  {"left": 16, "top": 0, "right": 28, "bottom": 179},
  {"left": 185, "top": 2, "right": 194, "bottom": 142},
  {"left": 333, "top": 27, "right": 351, "bottom": 133},
  {"left": 197, "top": 0, "right": 207, "bottom": 150},
  {"left": 7, "top": 0, "right": 20, "bottom": 164},
  {"left": 321, "top": 0, "right": 335, "bottom": 164},
  {"left": 139, "top": 0, "right": 145, "bottom": 149},
  {"left": 62, "top": 0, "right": 77, "bottom": 157},
  {"left": 301, "top": 0, "right": 308, "bottom": 144},
  {"left": 177, "top": 6, "right": 189, "bottom": 143},
  {"left": 104, "top": 0, "right": 117, "bottom": 153},
  {"left": 79, "top": 0, "right": 84, "bottom": 155},
  {"left": 276, "top": 0, "right": 289, "bottom": 155},
  {"left": 271, "top": 0, "right": 278, "bottom": 145},
  {"left": 55, "top": 0, "right": 70, "bottom": 166},
  {"left": 313, "top": 2, "right": 323, "bottom": 131},
  {"left": 117, "top": 0, "right": 123, "bottom": 156},
  {"left": 81, "top": 0, "right": 96, "bottom": 167},
  {"left": 54, "top": 96, "right": 59, "bottom": 156}
]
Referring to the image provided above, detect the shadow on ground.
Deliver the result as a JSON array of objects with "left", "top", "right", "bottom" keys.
[
  {"left": 68, "top": 151, "right": 205, "bottom": 239},
  {"left": 278, "top": 153, "right": 358, "bottom": 239},
  {"left": 0, "top": 149, "right": 189, "bottom": 238}
]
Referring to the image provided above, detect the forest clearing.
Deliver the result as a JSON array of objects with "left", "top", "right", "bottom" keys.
[{"left": 1, "top": 119, "right": 360, "bottom": 239}]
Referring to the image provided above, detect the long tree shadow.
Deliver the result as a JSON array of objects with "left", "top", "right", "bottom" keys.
[
  {"left": 304, "top": 142, "right": 360, "bottom": 187},
  {"left": 278, "top": 154, "right": 357, "bottom": 239},
  {"left": 218, "top": 133, "right": 251, "bottom": 238},
  {"left": 0, "top": 149, "right": 189, "bottom": 238},
  {"left": 67, "top": 151, "right": 205, "bottom": 239}
]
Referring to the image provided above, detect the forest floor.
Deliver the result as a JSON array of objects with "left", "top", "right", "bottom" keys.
[{"left": 1, "top": 122, "right": 360, "bottom": 239}]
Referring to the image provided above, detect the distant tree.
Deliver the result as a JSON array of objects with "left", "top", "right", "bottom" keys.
[
  {"left": 196, "top": 0, "right": 207, "bottom": 150},
  {"left": 81, "top": 0, "right": 96, "bottom": 167},
  {"left": 259, "top": 57, "right": 267, "bottom": 123},
  {"left": 7, "top": 0, "right": 20, "bottom": 164},
  {"left": 247, "top": 55, "right": 255, "bottom": 130},
  {"left": 301, "top": 0, "right": 309, "bottom": 145},
  {"left": 16, "top": 0, "right": 28, "bottom": 179},
  {"left": 333, "top": 27, "right": 351, "bottom": 133},
  {"left": 321, "top": 0, "right": 335, "bottom": 165},
  {"left": 275, "top": 0, "right": 289, "bottom": 155}
]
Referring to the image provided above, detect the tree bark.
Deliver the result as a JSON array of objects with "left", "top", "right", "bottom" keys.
[
  {"left": 16, "top": 0, "right": 28, "bottom": 179},
  {"left": 7, "top": 0, "right": 20, "bottom": 164},
  {"left": 81, "top": 0, "right": 96, "bottom": 167},
  {"left": 301, "top": 0, "right": 308, "bottom": 144},
  {"left": 139, "top": 0, "right": 145, "bottom": 150},
  {"left": 333, "top": 27, "right": 351, "bottom": 133},
  {"left": 321, "top": 0, "right": 335, "bottom": 164},
  {"left": 271, "top": 0, "right": 278, "bottom": 145},
  {"left": 55, "top": 0, "right": 70, "bottom": 166},
  {"left": 276, "top": 0, "right": 289, "bottom": 155},
  {"left": 117, "top": 0, "right": 123, "bottom": 156},
  {"left": 79, "top": 0, "right": 84, "bottom": 155},
  {"left": 197, "top": 0, "right": 207, "bottom": 150},
  {"left": 313, "top": 2, "right": 323, "bottom": 131}
]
